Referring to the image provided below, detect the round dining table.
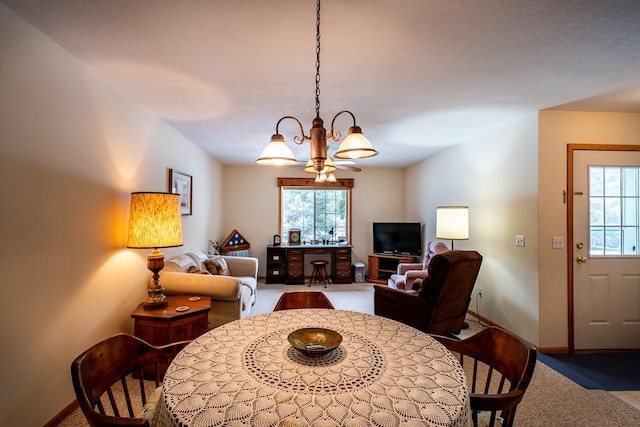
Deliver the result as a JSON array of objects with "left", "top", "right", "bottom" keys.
[{"left": 154, "top": 309, "right": 472, "bottom": 427}]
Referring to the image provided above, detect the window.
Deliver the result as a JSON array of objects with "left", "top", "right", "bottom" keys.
[
  {"left": 278, "top": 178, "right": 353, "bottom": 244},
  {"left": 589, "top": 166, "right": 639, "bottom": 255}
]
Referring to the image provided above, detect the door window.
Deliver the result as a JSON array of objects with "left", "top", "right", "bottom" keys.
[{"left": 589, "top": 166, "right": 639, "bottom": 255}]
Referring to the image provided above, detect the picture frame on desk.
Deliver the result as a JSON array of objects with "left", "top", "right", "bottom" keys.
[{"left": 288, "top": 229, "right": 301, "bottom": 245}]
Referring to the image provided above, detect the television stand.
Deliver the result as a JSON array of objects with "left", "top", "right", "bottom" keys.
[{"left": 368, "top": 254, "right": 414, "bottom": 285}]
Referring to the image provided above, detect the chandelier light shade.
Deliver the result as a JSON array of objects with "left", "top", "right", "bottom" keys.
[
  {"left": 256, "top": 0, "right": 377, "bottom": 178},
  {"left": 334, "top": 125, "right": 377, "bottom": 159},
  {"left": 255, "top": 134, "right": 298, "bottom": 166},
  {"left": 127, "top": 192, "right": 183, "bottom": 307},
  {"left": 436, "top": 206, "right": 469, "bottom": 249},
  {"left": 304, "top": 157, "right": 336, "bottom": 174}
]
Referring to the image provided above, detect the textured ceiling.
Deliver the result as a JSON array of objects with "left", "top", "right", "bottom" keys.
[{"left": 3, "top": 0, "right": 640, "bottom": 167}]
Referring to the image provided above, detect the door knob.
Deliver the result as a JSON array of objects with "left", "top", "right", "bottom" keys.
[
  {"left": 576, "top": 256, "right": 587, "bottom": 264},
  {"left": 576, "top": 242, "right": 584, "bottom": 249}
]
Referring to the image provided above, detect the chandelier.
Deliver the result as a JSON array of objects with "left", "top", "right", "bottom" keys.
[{"left": 256, "top": 0, "right": 377, "bottom": 178}]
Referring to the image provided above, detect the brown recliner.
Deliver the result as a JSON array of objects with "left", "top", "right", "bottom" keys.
[{"left": 374, "top": 250, "right": 482, "bottom": 336}]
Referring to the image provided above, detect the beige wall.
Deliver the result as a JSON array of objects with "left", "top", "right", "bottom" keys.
[
  {"left": 538, "top": 110, "right": 640, "bottom": 348},
  {"left": 0, "top": 7, "right": 223, "bottom": 426},
  {"left": 222, "top": 166, "right": 406, "bottom": 277},
  {"left": 405, "top": 114, "right": 540, "bottom": 344}
]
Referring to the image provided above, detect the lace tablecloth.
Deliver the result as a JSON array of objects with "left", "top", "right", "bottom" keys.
[{"left": 155, "top": 309, "right": 471, "bottom": 427}]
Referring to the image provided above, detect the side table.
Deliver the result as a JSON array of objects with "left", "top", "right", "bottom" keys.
[{"left": 131, "top": 295, "right": 210, "bottom": 377}]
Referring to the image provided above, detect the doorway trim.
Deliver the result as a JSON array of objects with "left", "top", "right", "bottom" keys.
[{"left": 566, "top": 143, "right": 640, "bottom": 353}]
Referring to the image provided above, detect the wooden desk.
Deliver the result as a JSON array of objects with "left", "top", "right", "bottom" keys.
[{"left": 266, "top": 245, "right": 352, "bottom": 284}]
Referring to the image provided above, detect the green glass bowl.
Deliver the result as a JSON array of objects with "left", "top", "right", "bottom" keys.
[{"left": 288, "top": 328, "right": 342, "bottom": 356}]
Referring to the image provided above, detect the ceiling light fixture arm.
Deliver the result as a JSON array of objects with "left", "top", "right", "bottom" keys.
[
  {"left": 328, "top": 110, "right": 357, "bottom": 142},
  {"left": 275, "top": 115, "right": 309, "bottom": 145}
]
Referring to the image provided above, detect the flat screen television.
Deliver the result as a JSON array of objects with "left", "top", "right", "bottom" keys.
[{"left": 373, "top": 222, "right": 422, "bottom": 256}]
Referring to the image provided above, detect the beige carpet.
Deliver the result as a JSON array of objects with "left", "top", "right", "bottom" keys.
[{"left": 57, "top": 282, "right": 640, "bottom": 426}]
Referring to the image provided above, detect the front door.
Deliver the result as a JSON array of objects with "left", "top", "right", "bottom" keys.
[{"left": 573, "top": 149, "right": 640, "bottom": 350}]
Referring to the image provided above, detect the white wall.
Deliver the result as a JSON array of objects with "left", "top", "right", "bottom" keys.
[
  {"left": 538, "top": 110, "right": 640, "bottom": 348},
  {"left": 222, "top": 166, "right": 406, "bottom": 276},
  {"left": 405, "top": 114, "right": 540, "bottom": 344},
  {"left": 0, "top": 6, "right": 223, "bottom": 426}
]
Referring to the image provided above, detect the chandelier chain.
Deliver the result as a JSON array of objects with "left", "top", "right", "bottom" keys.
[
  {"left": 315, "top": 0, "right": 321, "bottom": 118},
  {"left": 256, "top": 0, "right": 376, "bottom": 169}
]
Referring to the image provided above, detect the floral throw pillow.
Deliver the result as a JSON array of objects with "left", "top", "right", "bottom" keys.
[
  {"left": 204, "top": 257, "right": 230, "bottom": 276},
  {"left": 186, "top": 265, "right": 210, "bottom": 275}
]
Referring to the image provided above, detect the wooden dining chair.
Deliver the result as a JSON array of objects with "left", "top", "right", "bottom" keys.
[
  {"left": 71, "top": 333, "right": 190, "bottom": 427},
  {"left": 273, "top": 291, "right": 335, "bottom": 311},
  {"left": 433, "top": 326, "right": 537, "bottom": 427}
]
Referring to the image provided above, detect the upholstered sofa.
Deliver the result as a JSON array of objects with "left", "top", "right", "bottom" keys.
[{"left": 158, "top": 251, "right": 258, "bottom": 329}]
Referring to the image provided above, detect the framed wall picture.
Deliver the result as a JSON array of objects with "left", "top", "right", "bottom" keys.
[{"left": 169, "top": 169, "right": 192, "bottom": 215}]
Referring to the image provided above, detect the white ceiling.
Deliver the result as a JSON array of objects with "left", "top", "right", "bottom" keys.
[{"left": 3, "top": 0, "right": 640, "bottom": 167}]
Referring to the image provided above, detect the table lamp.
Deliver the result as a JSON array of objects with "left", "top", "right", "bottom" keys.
[
  {"left": 436, "top": 206, "right": 469, "bottom": 249},
  {"left": 127, "top": 192, "right": 183, "bottom": 307}
]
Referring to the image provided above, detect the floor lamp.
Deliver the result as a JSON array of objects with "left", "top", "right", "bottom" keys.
[
  {"left": 436, "top": 205, "right": 470, "bottom": 328},
  {"left": 436, "top": 206, "right": 469, "bottom": 249}
]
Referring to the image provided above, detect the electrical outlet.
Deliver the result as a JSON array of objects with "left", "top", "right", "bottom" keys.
[
  {"left": 515, "top": 235, "right": 525, "bottom": 247},
  {"left": 478, "top": 287, "right": 483, "bottom": 297}
]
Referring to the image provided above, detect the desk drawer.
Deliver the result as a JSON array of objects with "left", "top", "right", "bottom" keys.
[
  {"left": 305, "top": 248, "right": 328, "bottom": 255},
  {"left": 267, "top": 266, "right": 286, "bottom": 283},
  {"left": 333, "top": 268, "right": 352, "bottom": 282},
  {"left": 268, "top": 252, "right": 285, "bottom": 262},
  {"left": 335, "top": 260, "right": 351, "bottom": 270},
  {"left": 287, "top": 250, "right": 304, "bottom": 262},
  {"left": 335, "top": 247, "right": 351, "bottom": 262},
  {"left": 287, "top": 261, "right": 303, "bottom": 278}
]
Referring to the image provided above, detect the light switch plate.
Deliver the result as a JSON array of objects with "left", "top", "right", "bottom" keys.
[{"left": 552, "top": 236, "right": 564, "bottom": 249}]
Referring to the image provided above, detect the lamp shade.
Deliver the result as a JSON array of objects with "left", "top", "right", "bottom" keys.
[
  {"left": 304, "top": 157, "right": 337, "bottom": 174},
  {"left": 255, "top": 134, "right": 298, "bottom": 166},
  {"left": 334, "top": 126, "right": 378, "bottom": 159},
  {"left": 127, "top": 192, "right": 183, "bottom": 249},
  {"left": 436, "top": 206, "right": 469, "bottom": 240}
]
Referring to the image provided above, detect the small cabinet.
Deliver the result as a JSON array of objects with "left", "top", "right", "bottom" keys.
[
  {"left": 368, "top": 254, "right": 414, "bottom": 284},
  {"left": 131, "top": 295, "right": 210, "bottom": 378}
]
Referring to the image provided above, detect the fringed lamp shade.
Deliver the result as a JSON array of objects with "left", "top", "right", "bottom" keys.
[{"left": 127, "top": 192, "right": 183, "bottom": 307}]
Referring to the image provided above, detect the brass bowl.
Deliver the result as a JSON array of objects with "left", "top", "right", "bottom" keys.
[{"left": 288, "top": 328, "right": 342, "bottom": 356}]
